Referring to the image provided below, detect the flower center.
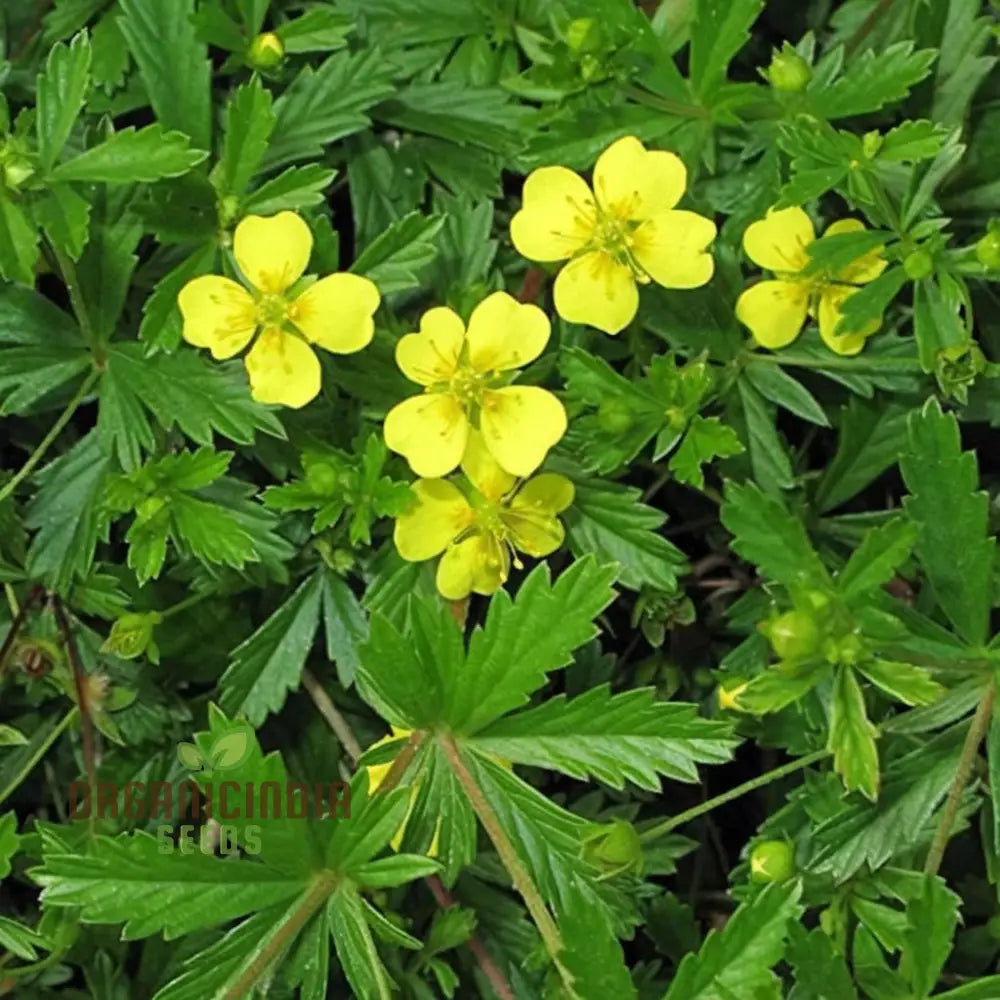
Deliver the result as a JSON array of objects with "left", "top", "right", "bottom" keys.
[
  {"left": 447, "top": 364, "right": 489, "bottom": 406},
  {"left": 590, "top": 209, "right": 646, "bottom": 279},
  {"left": 255, "top": 293, "right": 288, "bottom": 329}
]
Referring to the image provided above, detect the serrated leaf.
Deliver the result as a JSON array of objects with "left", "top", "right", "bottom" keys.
[
  {"left": 0, "top": 189, "right": 40, "bottom": 285},
  {"left": 837, "top": 517, "right": 918, "bottom": 599},
  {"left": 32, "top": 832, "right": 308, "bottom": 939},
  {"left": 742, "top": 363, "right": 830, "bottom": 427},
  {"left": 561, "top": 475, "right": 687, "bottom": 592},
  {"left": 321, "top": 571, "right": 367, "bottom": 687},
  {"left": 829, "top": 667, "right": 879, "bottom": 800},
  {"left": 809, "top": 42, "right": 936, "bottom": 119},
  {"left": 735, "top": 377, "right": 795, "bottom": 494},
  {"left": 351, "top": 212, "right": 444, "bottom": 294},
  {"left": 669, "top": 416, "right": 743, "bottom": 489},
  {"left": 118, "top": 0, "right": 211, "bottom": 149},
  {"left": 664, "top": 883, "right": 802, "bottom": 1000},
  {"left": 786, "top": 924, "right": 858, "bottom": 1000},
  {"left": 36, "top": 31, "right": 91, "bottom": 171},
  {"left": 900, "top": 399, "right": 993, "bottom": 645},
  {"left": 473, "top": 685, "right": 734, "bottom": 791},
  {"left": 722, "top": 481, "right": 828, "bottom": 589},
  {"left": 449, "top": 559, "right": 617, "bottom": 733},
  {"left": 32, "top": 182, "right": 91, "bottom": 260},
  {"left": 218, "top": 571, "right": 325, "bottom": 725},
  {"left": 51, "top": 125, "right": 207, "bottom": 183},
  {"left": 264, "top": 50, "right": 395, "bottom": 170},
  {"left": 857, "top": 660, "right": 943, "bottom": 707},
  {"left": 216, "top": 77, "right": 275, "bottom": 198},
  {"left": 241, "top": 164, "right": 337, "bottom": 215},
  {"left": 327, "top": 885, "right": 394, "bottom": 1000},
  {"left": 900, "top": 874, "right": 959, "bottom": 996},
  {"left": 689, "top": 0, "right": 764, "bottom": 99}
]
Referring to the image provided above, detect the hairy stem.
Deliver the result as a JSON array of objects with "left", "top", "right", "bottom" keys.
[
  {"left": 375, "top": 729, "right": 425, "bottom": 795},
  {"left": 439, "top": 733, "right": 575, "bottom": 993},
  {"left": 638, "top": 748, "right": 830, "bottom": 843},
  {"left": 924, "top": 682, "right": 996, "bottom": 876},
  {"left": 0, "top": 369, "right": 99, "bottom": 508}
]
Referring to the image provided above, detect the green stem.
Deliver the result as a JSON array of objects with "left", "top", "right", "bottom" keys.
[
  {"left": 375, "top": 730, "right": 425, "bottom": 795},
  {"left": 49, "top": 242, "right": 97, "bottom": 353},
  {"left": 0, "top": 709, "right": 77, "bottom": 809},
  {"left": 748, "top": 351, "right": 923, "bottom": 373},
  {"left": 638, "top": 748, "right": 830, "bottom": 844},
  {"left": 622, "top": 85, "right": 710, "bottom": 120},
  {"left": 159, "top": 593, "right": 208, "bottom": 621},
  {"left": 924, "top": 682, "right": 996, "bottom": 876},
  {"left": 301, "top": 668, "right": 363, "bottom": 765},
  {"left": 0, "top": 368, "right": 99, "bottom": 507},
  {"left": 440, "top": 733, "right": 576, "bottom": 995}
]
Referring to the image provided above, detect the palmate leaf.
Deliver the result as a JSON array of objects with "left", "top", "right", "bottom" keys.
[
  {"left": 32, "top": 831, "right": 309, "bottom": 940},
  {"left": 663, "top": 882, "right": 803, "bottom": 1000},
  {"left": 472, "top": 685, "right": 735, "bottom": 791},
  {"left": 449, "top": 558, "right": 618, "bottom": 734},
  {"left": 900, "top": 399, "right": 994, "bottom": 646}
]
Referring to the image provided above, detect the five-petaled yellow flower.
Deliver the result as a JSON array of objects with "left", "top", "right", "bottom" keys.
[
  {"left": 394, "top": 430, "right": 574, "bottom": 600},
  {"left": 383, "top": 291, "right": 567, "bottom": 478},
  {"left": 735, "top": 207, "right": 887, "bottom": 356},
  {"left": 178, "top": 211, "right": 380, "bottom": 408},
  {"left": 510, "top": 135, "right": 716, "bottom": 335}
]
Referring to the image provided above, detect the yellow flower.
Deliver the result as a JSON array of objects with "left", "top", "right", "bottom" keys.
[
  {"left": 510, "top": 135, "right": 716, "bottom": 335},
  {"left": 394, "top": 430, "right": 574, "bottom": 600},
  {"left": 383, "top": 291, "right": 566, "bottom": 478},
  {"left": 735, "top": 207, "right": 887, "bottom": 356},
  {"left": 177, "top": 211, "right": 380, "bottom": 408}
]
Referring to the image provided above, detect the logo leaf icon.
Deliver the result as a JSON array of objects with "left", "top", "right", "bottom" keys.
[
  {"left": 209, "top": 730, "right": 252, "bottom": 771},
  {"left": 176, "top": 742, "right": 205, "bottom": 771}
]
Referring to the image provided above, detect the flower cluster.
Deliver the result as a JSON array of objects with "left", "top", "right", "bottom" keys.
[{"left": 177, "top": 140, "right": 888, "bottom": 599}]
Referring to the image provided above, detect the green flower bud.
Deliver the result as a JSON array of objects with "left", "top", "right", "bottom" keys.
[
  {"left": 903, "top": 249, "right": 933, "bottom": 281},
  {"left": 976, "top": 230, "right": 1000, "bottom": 270},
  {"left": 766, "top": 45, "right": 812, "bottom": 93},
  {"left": 101, "top": 611, "right": 163, "bottom": 661},
  {"left": 582, "top": 819, "right": 643, "bottom": 877},
  {"left": 596, "top": 397, "right": 633, "bottom": 434},
  {"left": 247, "top": 32, "right": 284, "bottom": 70},
  {"left": 566, "top": 18, "right": 601, "bottom": 54},
  {"left": 306, "top": 461, "right": 338, "bottom": 494},
  {"left": 861, "top": 131, "right": 883, "bottom": 159},
  {"left": 3, "top": 157, "right": 34, "bottom": 189},
  {"left": 760, "top": 609, "right": 820, "bottom": 661},
  {"left": 750, "top": 839, "right": 795, "bottom": 883}
]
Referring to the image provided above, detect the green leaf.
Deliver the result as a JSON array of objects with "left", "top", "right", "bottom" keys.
[
  {"left": 0, "top": 189, "right": 40, "bottom": 285},
  {"left": 688, "top": 0, "right": 764, "bottom": 99},
  {"left": 816, "top": 398, "right": 911, "bottom": 512},
  {"left": 26, "top": 432, "right": 109, "bottom": 591},
  {"left": 32, "top": 832, "right": 308, "bottom": 939},
  {"left": 473, "top": 685, "right": 734, "bottom": 790},
  {"left": 664, "top": 883, "right": 803, "bottom": 1000},
  {"left": 118, "top": 0, "right": 211, "bottom": 149},
  {"left": 218, "top": 571, "right": 325, "bottom": 725},
  {"left": 735, "top": 377, "right": 794, "bottom": 494},
  {"left": 829, "top": 667, "right": 879, "bottom": 800},
  {"left": 669, "top": 416, "right": 743, "bottom": 489},
  {"left": 809, "top": 42, "right": 937, "bottom": 119},
  {"left": 900, "top": 874, "right": 959, "bottom": 996},
  {"left": 32, "top": 182, "right": 91, "bottom": 260},
  {"left": 742, "top": 363, "right": 830, "bottom": 427},
  {"left": 351, "top": 212, "right": 444, "bottom": 295},
  {"left": 561, "top": 474, "right": 688, "bottom": 593},
  {"left": 327, "top": 885, "right": 394, "bottom": 1000},
  {"left": 450, "top": 559, "right": 618, "bottom": 734},
  {"left": 912, "top": 276, "right": 968, "bottom": 372},
  {"left": 722, "top": 481, "right": 828, "bottom": 589},
  {"left": 931, "top": 0, "right": 997, "bottom": 127},
  {"left": 276, "top": 7, "right": 354, "bottom": 53},
  {"left": 0, "top": 813, "right": 20, "bottom": 879},
  {"left": 321, "top": 571, "right": 367, "bottom": 687},
  {"left": 51, "top": 124, "right": 207, "bottom": 183},
  {"left": 856, "top": 660, "right": 943, "bottom": 707},
  {"left": 241, "top": 164, "right": 337, "bottom": 215},
  {"left": 136, "top": 242, "right": 217, "bottom": 355},
  {"left": 786, "top": 924, "right": 858, "bottom": 1000},
  {"left": 263, "top": 50, "right": 395, "bottom": 170},
  {"left": 36, "top": 31, "right": 91, "bottom": 171},
  {"left": 837, "top": 517, "right": 919, "bottom": 599},
  {"left": 559, "top": 878, "right": 638, "bottom": 1000},
  {"left": 170, "top": 495, "right": 258, "bottom": 571},
  {"left": 934, "top": 977, "right": 1000, "bottom": 999},
  {"left": 352, "top": 854, "right": 441, "bottom": 888},
  {"left": 215, "top": 76, "right": 275, "bottom": 198},
  {"left": 900, "top": 399, "right": 993, "bottom": 645}
]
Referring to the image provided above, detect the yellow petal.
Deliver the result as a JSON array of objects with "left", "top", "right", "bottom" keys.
[
  {"left": 735, "top": 280, "right": 810, "bottom": 349},
  {"left": 511, "top": 473, "right": 575, "bottom": 514},
  {"left": 479, "top": 385, "right": 567, "bottom": 478},
  {"left": 384, "top": 392, "right": 469, "bottom": 478},
  {"left": 395, "top": 307, "right": 465, "bottom": 386},
  {"left": 552, "top": 250, "right": 638, "bottom": 334},
  {"left": 593, "top": 136, "right": 687, "bottom": 220},
  {"left": 818, "top": 286, "right": 879, "bottom": 356},
  {"left": 394, "top": 479, "right": 473, "bottom": 561},
  {"left": 244, "top": 328, "right": 321, "bottom": 408},
  {"left": 510, "top": 166, "right": 596, "bottom": 262},
  {"left": 290, "top": 273, "right": 379, "bottom": 353},
  {"left": 742, "top": 207, "right": 815, "bottom": 273},
  {"left": 461, "top": 428, "right": 516, "bottom": 502},
  {"left": 234, "top": 211, "right": 312, "bottom": 293},
  {"left": 178, "top": 275, "right": 257, "bottom": 359},
  {"left": 822, "top": 218, "right": 888, "bottom": 284},
  {"left": 436, "top": 534, "right": 508, "bottom": 600},
  {"left": 504, "top": 474, "right": 574, "bottom": 557},
  {"left": 466, "top": 291, "right": 550, "bottom": 373},
  {"left": 631, "top": 210, "right": 716, "bottom": 289}
]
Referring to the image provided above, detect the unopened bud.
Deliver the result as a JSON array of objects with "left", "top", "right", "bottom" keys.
[
  {"left": 904, "top": 249, "right": 933, "bottom": 281},
  {"left": 582, "top": 819, "right": 643, "bottom": 877},
  {"left": 766, "top": 46, "right": 812, "bottom": 93},
  {"left": 566, "top": 18, "right": 601, "bottom": 54},
  {"left": 247, "top": 32, "right": 284, "bottom": 70},
  {"left": 976, "top": 229, "right": 1000, "bottom": 270},
  {"left": 760, "top": 609, "right": 820, "bottom": 661},
  {"left": 750, "top": 840, "right": 795, "bottom": 883}
]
